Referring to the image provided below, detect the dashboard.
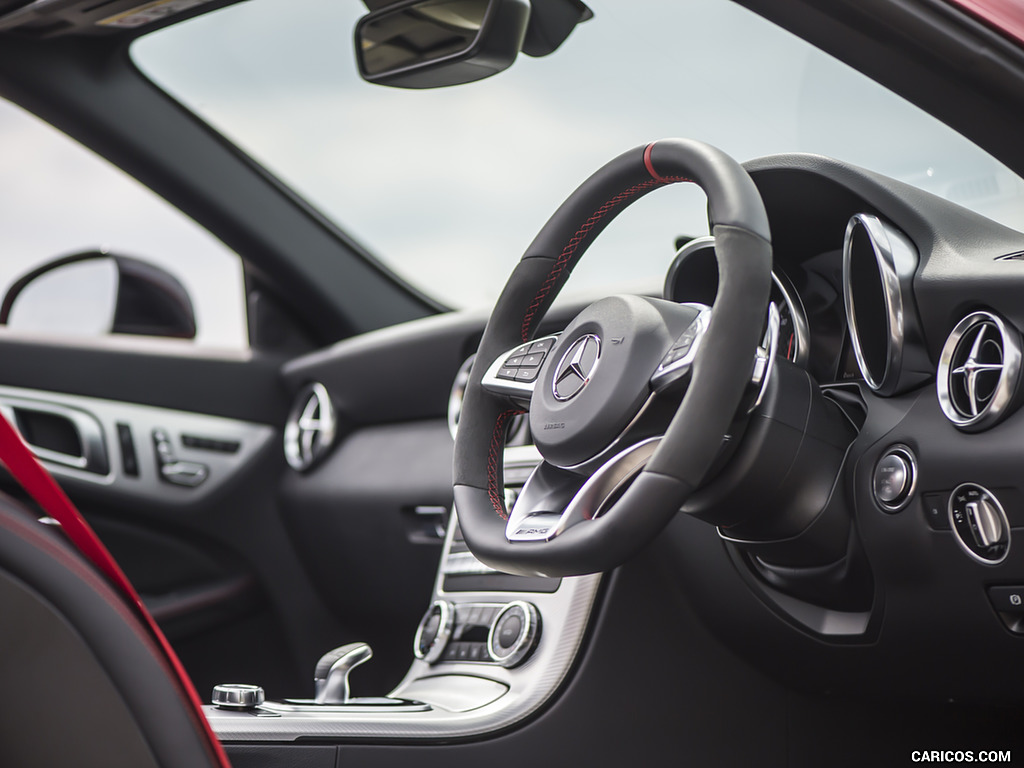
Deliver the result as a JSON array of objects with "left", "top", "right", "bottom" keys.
[{"left": 268, "top": 152, "right": 1024, "bottom": 742}]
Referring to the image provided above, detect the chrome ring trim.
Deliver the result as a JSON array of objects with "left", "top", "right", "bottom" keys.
[
  {"left": 413, "top": 600, "right": 454, "bottom": 664},
  {"left": 770, "top": 270, "right": 810, "bottom": 368},
  {"left": 842, "top": 213, "right": 919, "bottom": 395},
  {"left": 873, "top": 444, "right": 918, "bottom": 513},
  {"left": 937, "top": 311, "right": 1023, "bottom": 431},
  {"left": 486, "top": 600, "right": 540, "bottom": 668},
  {"left": 948, "top": 483, "right": 1011, "bottom": 566},
  {"left": 284, "top": 382, "right": 337, "bottom": 472}
]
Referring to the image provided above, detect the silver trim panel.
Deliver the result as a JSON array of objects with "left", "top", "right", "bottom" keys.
[
  {"left": 0, "top": 385, "right": 273, "bottom": 501},
  {"left": 208, "top": 451, "right": 603, "bottom": 743}
]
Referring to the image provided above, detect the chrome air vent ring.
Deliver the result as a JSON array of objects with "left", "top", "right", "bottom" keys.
[
  {"left": 842, "top": 213, "right": 930, "bottom": 396},
  {"left": 284, "top": 382, "right": 338, "bottom": 471},
  {"left": 937, "top": 311, "right": 1022, "bottom": 432}
]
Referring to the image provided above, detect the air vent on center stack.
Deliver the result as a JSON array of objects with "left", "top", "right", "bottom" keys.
[{"left": 937, "top": 311, "right": 1023, "bottom": 432}]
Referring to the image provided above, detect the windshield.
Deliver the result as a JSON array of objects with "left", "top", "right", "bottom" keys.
[{"left": 132, "top": 0, "right": 1024, "bottom": 311}]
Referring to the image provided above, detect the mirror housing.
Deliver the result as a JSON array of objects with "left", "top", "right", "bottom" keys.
[
  {"left": 1, "top": 251, "right": 196, "bottom": 340},
  {"left": 355, "top": 0, "right": 531, "bottom": 88}
]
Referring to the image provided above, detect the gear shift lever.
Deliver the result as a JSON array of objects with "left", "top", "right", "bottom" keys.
[{"left": 314, "top": 642, "right": 372, "bottom": 704}]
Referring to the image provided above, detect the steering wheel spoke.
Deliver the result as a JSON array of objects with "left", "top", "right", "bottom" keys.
[
  {"left": 506, "top": 436, "right": 662, "bottom": 543},
  {"left": 480, "top": 334, "right": 560, "bottom": 404}
]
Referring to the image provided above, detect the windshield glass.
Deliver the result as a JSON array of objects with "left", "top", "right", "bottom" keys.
[{"left": 132, "top": 0, "right": 1024, "bottom": 310}]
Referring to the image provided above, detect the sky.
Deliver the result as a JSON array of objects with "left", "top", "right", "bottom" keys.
[{"left": 2, "top": 0, "right": 1022, "bottom": 346}]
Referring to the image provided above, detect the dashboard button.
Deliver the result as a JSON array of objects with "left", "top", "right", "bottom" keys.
[
  {"left": 922, "top": 493, "right": 951, "bottom": 530},
  {"left": 413, "top": 601, "right": 454, "bottom": 664},
  {"left": 949, "top": 483, "right": 1010, "bottom": 565},
  {"left": 988, "top": 585, "right": 1024, "bottom": 614},
  {"left": 487, "top": 601, "right": 539, "bottom": 667},
  {"left": 872, "top": 446, "right": 916, "bottom": 512}
]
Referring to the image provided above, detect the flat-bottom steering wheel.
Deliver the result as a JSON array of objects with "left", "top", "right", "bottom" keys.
[{"left": 453, "top": 139, "right": 772, "bottom": 577}]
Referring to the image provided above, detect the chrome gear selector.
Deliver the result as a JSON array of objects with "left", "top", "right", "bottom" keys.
[{"left": 314, "top": 642, "right": 372, "bottom": 704}]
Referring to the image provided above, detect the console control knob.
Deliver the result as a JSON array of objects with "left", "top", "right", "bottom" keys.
[
  {"left": 212, "top": 684, "right": 265, "bottom": 710},
  {"left": 414, "top": 600, "right": 454, "bottom": 664},
  {"left": 872, "top": 445, "right": 917, "bottom": 512},
  {"left": 949, "top": 483, "right": 1010, "bottom": 564},
  {"left": 487, "top": 601, "right": 539, "bottom": 667},
  {"left": 314, "top": 643, "right": 372, "bottom": 704}
]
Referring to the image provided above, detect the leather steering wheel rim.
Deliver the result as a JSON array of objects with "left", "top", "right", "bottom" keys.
[{"left": 454, "top": 138, "right": 772, "bottom": 577}]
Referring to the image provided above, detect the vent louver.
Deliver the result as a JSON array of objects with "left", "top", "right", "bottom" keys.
[{"left": 937, "top": 311, "right": 1022, "bottom": 432}]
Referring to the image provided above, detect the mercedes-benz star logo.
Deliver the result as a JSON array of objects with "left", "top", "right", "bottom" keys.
[
  {"left": 951, "top": 322, "right": 1004, "bottom": 417},
  {"left": 553, "top": 334, "right": 601, "bottom": 401}
]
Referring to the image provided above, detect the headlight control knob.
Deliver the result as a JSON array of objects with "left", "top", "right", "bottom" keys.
[
  {"left": 414, "top": 600, "right": 454, "bottom": 664},
  {"left": 487, "top": 601, "right": 539, "bottom": 667},
  {"left": 872, "top": 445, "right": 917, "bottom": 512},
  {"left": 949, "top": 483, "right": 1010, "bottom": 565}
]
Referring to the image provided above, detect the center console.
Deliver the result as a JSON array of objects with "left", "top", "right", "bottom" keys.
[{"left": 206, "top": 445, "right": 603, "bottom": 743}]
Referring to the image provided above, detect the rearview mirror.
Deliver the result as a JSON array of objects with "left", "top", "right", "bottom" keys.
[
  {"left": 355, "top": 0, "right": 531, "bottom": 88},
  {"left": 1, "top": 251, "right": 196, "bottom": 340}
]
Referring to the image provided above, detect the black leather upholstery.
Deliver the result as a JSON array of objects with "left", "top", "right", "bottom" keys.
[{"left": 0, "top": 496, "right": 224, "bottom": 768}]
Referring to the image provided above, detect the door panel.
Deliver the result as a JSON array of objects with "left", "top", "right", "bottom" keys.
[{"left": 0, "top": 339, "right": 346, "bottom": 700}]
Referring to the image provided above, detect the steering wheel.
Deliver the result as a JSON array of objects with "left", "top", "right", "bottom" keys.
[{"left": 453, "top": 139, "right": 772, "bottom": 577}]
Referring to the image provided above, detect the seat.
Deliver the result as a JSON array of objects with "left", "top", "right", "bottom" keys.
[{"left": 0, "top": 494, "right": 227, "bottom": 768}]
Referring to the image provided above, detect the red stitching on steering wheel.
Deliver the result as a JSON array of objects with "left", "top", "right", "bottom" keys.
[
  {"left": 519, "top": 173, "right": 691, "bottom": 342},
  {"left": 487, "top": 408, "right": 524, "bottom": 519}
]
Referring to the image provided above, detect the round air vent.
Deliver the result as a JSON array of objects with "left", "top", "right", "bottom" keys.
[
  {"left": 842, "top": 213, "right": 931, "bottom": 396},
  {"left": 937, "top": 311, "right": 1023, "bottom": 432},
  {"left": 284, "top": 382, "right": 337, "bottom": 471}
]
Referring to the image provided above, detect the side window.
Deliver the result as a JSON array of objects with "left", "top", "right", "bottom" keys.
[{"left": 0, "top": 98, "right": 247, "bottom": 350}]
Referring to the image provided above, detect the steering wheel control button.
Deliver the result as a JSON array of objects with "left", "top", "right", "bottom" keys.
[
  {"left": 414, "top": 601, "right": 454, "bottom": 664},
  {"left": 872, "top": 445, "right": 917, "bottom": 512},
  {"left": 212, "top": 684, "right": 265, "bottom": 710},
  {"left": 487, "top": 601, "right": 539, "bottom": 667},
  {"left": 949, "top": 484, "right": 1010, "bottom": 565},
  {"left": 481, "top": 334, "right": 560, "bottom": 398},
  {"left": 651, "top": 306, "right": 711, "bottom": 391}
]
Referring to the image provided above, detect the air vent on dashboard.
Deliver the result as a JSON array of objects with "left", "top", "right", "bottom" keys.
[
  {"left": 937, "top": 311, "right": 1023, "bottom": 432},
  {"left": 284, "top": 382, "right": 337, "bottom": 471}
]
